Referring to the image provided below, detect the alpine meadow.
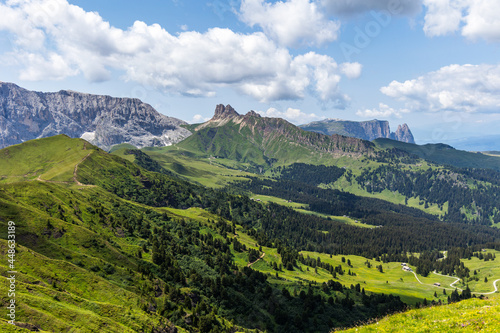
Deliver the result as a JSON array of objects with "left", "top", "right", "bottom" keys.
[{"left": 1, "top": 1, "right": 500, "bottom": 332}]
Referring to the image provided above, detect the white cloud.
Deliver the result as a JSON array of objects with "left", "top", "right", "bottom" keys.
[
  {"left": 462, "top": 0, "right": 500, "bottom": 42},
  {"left": 239, "top": 0, "right": 340, "bottom": 47},
  {"left": 18, "top": 51, "right": 78, "bottom": 81},
  {"left": 322, "top": 0, "right": 422, "bottom": 16},
  {"left": 356, "top": 103, "right": 409, "bottom": 118},
  {"left": 423, "top": 0, "right": 500, "bottom": 42},
  {"left": 340, "top": 62, "right": 362, "bottom": 79},
  {"left": 381, "top": 63, "right": 500, "bottom": 113},
  {"left": 0, "top": 0, "right": 359, "bottom": 106},
  {"left": 257, "top": 107, "right": 322, "bottom": 124},
  {"left": 191, "top": 114, "right": 211, "bottom": 123},
  {"left": 423, "top": 0, "right": 466, "bottom": 37}
]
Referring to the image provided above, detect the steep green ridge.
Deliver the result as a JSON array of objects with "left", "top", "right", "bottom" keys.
[
  {"left": 0, "top": 135, "right": 94, "bottom": 183},
  {"left": 0, "top": 181, "right": 180, "bottom": 332},
  {"left": 176, "top": 105, "right": 374, "bottom": 171},
  {"left": 373, "top": 138, "right": 500, "bottom": 171},
  {"left": 109, "top": 143, "right": 137, "bottom": 153}
]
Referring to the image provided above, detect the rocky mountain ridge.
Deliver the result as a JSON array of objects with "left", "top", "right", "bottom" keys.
[
  {"left": 300, "top": 118, "right": 415, "bottom": 144},
  {"left": 0, "top": 81, "right": 191, "bottom": 150},
  {"left": 179, "top": 104, "right": 374, "bottom": 167}
]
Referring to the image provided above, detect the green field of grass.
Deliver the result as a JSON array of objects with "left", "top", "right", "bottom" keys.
[
  {"left": 458, "top": 250, "right": 500, "bottom": 293},
  {"left": 142, "top": 146, "right": 257, "bottom": 188},
  {"left": 339, "top": 294, "right": 500, "bottom": 332},
  {"left": 250, "top": 194, "right": 376, "bottom": 228},
  {"left": 229, "top": 227, "right": 500, "bottom": 306},
  {"left": 0, "top": 135, "right": 94, "bottom": 183},
  {"left": 328, "top": 177, "right": 448, "bottom": 217}
]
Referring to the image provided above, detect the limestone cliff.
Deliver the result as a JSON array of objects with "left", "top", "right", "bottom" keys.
[
  {"left": 0, "top": 82, "right": 191, "bottom": 150},
  {"left": 300, "top": 119, "right": 415, "bottom": 143}
]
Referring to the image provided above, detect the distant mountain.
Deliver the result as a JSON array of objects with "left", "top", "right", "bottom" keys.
[
  {"left": 300, "top": 119, "right": 415, "bottom": 144},
  {"left": 373, "top": 138, "right": 500, "bottom": 171},
  {"left": 0, "top": 81, "right": 191, "bottom": 150},
  {"left": 179, "top": 104, "right": 374, "bottom": 167},
  {"left": 444, "top": 135, "right": 500, "bottom": 152}
]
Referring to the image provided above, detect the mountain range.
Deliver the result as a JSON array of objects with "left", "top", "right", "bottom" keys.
[
  {"left": 179, "top": 104, "right": 374, "bottom": 168},
  {"left": 0, "top": 82, "right": 190, "bottom": 150},
  {"left": 300, "top": 118, "right": 415, "bottom": 143},
  {"left": 1, "top": 82, "right": 416, "bottom": 151},
  {"left": 2, "top": 83, "right": 500, "bottom": 332}
]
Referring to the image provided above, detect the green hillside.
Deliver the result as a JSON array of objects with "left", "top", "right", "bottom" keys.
[
  {"left": 109, "top": 143, "right": 137, "bottom": 153},
  {"left": 2, "top": 135, "right": 500, "bottom": 332},
  {"left": 0, "top": 135, "right": 412, "bottom": 332},
  {"left": 161, "top": 112, "right": 500, "bottom": 227},
  {"left": 340, "top": 295, "right": 500, "bottom": 332},
  {"left": 0, "top": 135, "right": 95, "bottom": 183},
  {"left": 177, "top": 111, "right": 374, "bottom": 171},
  {"left": 373, "top": 138, "right": 500, "bottom": 171}
]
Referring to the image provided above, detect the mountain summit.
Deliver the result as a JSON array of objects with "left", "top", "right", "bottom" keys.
[
  {"left": 212, "top": 104, "right": 240, "bottom": 120},
  {"left": 178, "top": 104, "right": 374, "bottom": 167},
  {"left": 391, "top": 123, "right": 414, "bottom": 143},
  {"left": 0, "top": 82, "right": 191, "bottom": 150},
  {"left": 300, "top": 119, "right": 415, "bottom": 144}
]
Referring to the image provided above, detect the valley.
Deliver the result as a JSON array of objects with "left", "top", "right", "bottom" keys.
[
  {"left": 1, "top": 0, "right": 500, "bottom": 330},
  {"left": 1, "top": 105, "right": 500, "bottom": 332}
]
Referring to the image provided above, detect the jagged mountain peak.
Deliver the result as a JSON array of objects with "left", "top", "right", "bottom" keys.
[
  {"left": 213, "top": 104, "right": 239, "bottom": 120},
  {"left": 184, "top": 104, "right": 375, "bottom": 167},
  {"left": 245, "top": 110, "right": 261, "bottom": 118},
  {"left": 390, "top": 123, "right": 415, "bottom": 143}
]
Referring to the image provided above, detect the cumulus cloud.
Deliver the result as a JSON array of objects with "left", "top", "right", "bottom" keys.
[
  {"left": 0, "top": 0, "right": 359, "bottom": 106},
  {"left": 423, "top": 0, "right": 500, "bottom": 42},
  {"left": 239, "top": 0, "right": 340, "bottom": 48},
  {"left": 381, "top": 64, "right": 500, "bottom": 113},
  {"left": 356, "top": 103, "right": 409, "bottom": 118},
  {"left": 257, "top": 107, "right": 322, "bottom": 124},
  {"left": 322, "top": 0, "right": 422, "bottom": 17},
  {"left": 191, "top": 114, "right": 211, "bottom": 124}
]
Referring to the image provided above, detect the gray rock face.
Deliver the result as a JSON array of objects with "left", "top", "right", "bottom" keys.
[
  {"left": 212, "top": 104, "right": 239, "bottom": 120},
  {"left": 390, "top": 124, "right": 415, "bottom": 144},
  {"left": 299, "top": 119, "right": 415, "bottom": 144},
  {"left": 0, "top": 82, "right": 191, "bottom": 150}
]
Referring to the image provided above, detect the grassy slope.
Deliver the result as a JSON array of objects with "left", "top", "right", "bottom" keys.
[
  {"left": 108, "top": 143, "right": 137, "bottom": 153},
  {"left": 2, "top": 135, "right": 499, "bottom": 332},
  {"left": 231, "top": 220, "right": 500, "bottom": 306},
  {"left": 109, "top": 148, "right": 136, "bottom": 163},
  {"left": 0, "top": 135, "right": 94, "bottom": 183},
  {"left": 177, "top": 117, "right": 373, "bottom": 169},
  {"left": 0, "top": 138, "right": 192, "bottom": 332},
  {"left": 339, "top": 295, "right": 500, "bottom": 332},
  {"left": 374, "top": 138, "right": 500, "bottom": 171},
  {"left": 0, "top": 182, "right": 181, "bottom": 332},
  {"left": 141, "top": 146, "right": 257, "bottom": 188},
  {"left": 146, "top": 144, "right": 450, "bottom": 219}
]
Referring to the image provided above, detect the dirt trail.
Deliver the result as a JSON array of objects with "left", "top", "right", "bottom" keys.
[
  {"left": 36, "top": 152, "right": 95, "bottom": 187},
  {"left": 247, "top": 253, "right": 265, "bottom": 267},
  {"left": 409, "top": 270, "right": 499, "bottom": 295},
  {"left": 73, "top": 153, "right": 95, "bottom": 186}
]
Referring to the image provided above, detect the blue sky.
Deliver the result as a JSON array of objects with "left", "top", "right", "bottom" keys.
[{"left": 1, "top": 0, "right": 500, "bottom": 146}]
